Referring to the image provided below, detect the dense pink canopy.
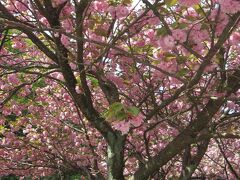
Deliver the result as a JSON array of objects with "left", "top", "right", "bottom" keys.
[{"left": 0, "top": 0, "right": 240, "bottom": 179}]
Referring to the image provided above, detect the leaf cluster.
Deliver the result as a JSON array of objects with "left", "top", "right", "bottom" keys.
[{"left": 103, "top": 102, "right": 139, "bottom": 122}]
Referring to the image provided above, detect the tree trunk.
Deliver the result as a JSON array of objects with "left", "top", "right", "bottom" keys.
[
  {"left": 180, "top": 139, "right": 210, "bottom": 180},
  {"left": 107, "top": 132, "right": 126, "bottom": 180}
]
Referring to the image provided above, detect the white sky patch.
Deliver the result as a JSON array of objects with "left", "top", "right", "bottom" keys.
[{"left": 131, "top": 0, "right": 144, "bottom": 10}]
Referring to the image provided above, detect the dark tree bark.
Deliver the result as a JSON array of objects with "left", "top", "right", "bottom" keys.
[
  {"left": 107, "top": 133, "right": 126, "bottom": 180},
  {"left": 180, "top": 139, "right": 210, "bottom": 180}
]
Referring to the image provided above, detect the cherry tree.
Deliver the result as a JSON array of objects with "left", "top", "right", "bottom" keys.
[{"left": 0, "top": 0, "right": 240, "bottom": 179}]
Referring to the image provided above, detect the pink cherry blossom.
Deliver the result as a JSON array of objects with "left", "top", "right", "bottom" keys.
[
  {"left": 113, "top": 121, "right": 130, "bottom": 134},
  {"left": 116, "top": 5, "right": 129, "bottom": 18},
  {"left": 94, "top": 1, "right": 108, "bottom": 13},
  {"left": 179, "top": 0, "right": 200, "bottom": 6},
  {"left": 172, "top": 29, "right": 187, "bottom": 43},
  {"left": 130, "top": 115, "right": 143, "bottom": 127},
  {"left": 7, "top": 74, "right": 19, "bottom": 84},
  {"left": 0, "top": 0, "right": 240, "bottom": 178},
  {"left": 60, "top": 34, "right": 70, "bottom": 46},
  {"left": 158, "top": 35, "right": 175, "bottom": 50},
  {"left": 217, "top": 0, "right": 240, "bottom": 14}
]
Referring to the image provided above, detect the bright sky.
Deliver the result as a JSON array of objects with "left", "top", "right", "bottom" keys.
[{"left": 131, "top": 0, "right": 144, "bottom": 10}]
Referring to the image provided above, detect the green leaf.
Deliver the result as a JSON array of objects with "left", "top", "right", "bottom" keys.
[
  {"left": 115, "top": 111, "right": 128, "bottom": 121},
  {"left": 18, "top": 97, "right": 29, "bottom": 104},
  {"left": 12, "top": 94, "right": 30, "bottom": 104},
  {"left": 178, "top": 23, "right": 188, "bottom": 29},
  {"left": 32, "top": 78, "right": 46, "bottom": 91},
  {"left": 193, "top": 4, "right": 205, "bottom": 16},
  {"left": 127, "top": 106, "right": 139, "bottom": 116},
  {"left": 164, "top": 52, "right": 176, "bottom": 61},
  {"left": 165, "top": 0, "right": 177, "bottom": 7},
  {"left": 103, "top": 102, "right": 131, "bottom": 122},
  {"left": 176, "top": 56, "right": 186, "bottom": 64},
  {"left": 6, "top": 114, "right": 17, "bottom": 121},
  {"left": 122, "top": 0, "right": 132, "bottom": 5},
  {"left": 171, "top": 22, "right": 188, "bottom": 29},
  {"left": 157, "top": 27, "right": 168, "bottom": 36},
  {"left": 95, "top": 28, "right": 108, "bottom": 37},
  {"left": 109, "top": 102, "right": 124, "bottom": 112},
  {"left": 21, "top": 109, "right": 29, "bottom": 116},
  {"left": 87, "top": 76, "right": 99, "bottom": 87},
  {"left": 104, "top": 103, "right": 140, "bottom": 122},
  {"left": 0, "top": 126, "right": 5, "bottom": 134},
  {"left": 177, "top": 68, "right": 188, "bottom": 77}
]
